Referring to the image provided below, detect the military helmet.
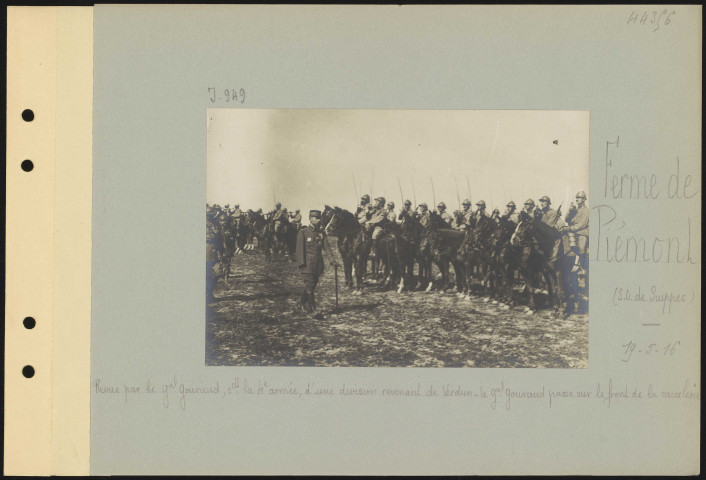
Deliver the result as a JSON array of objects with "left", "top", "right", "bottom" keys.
[
  {"left": 524, "top": 198, "right": 535, "bottom": 206},
  {"left": 575, "top": 190, "right": 587, "bottom": 199},
  {"left": 476, "top": 200, "right": 486, "bottom": 207},
  {"left": 295, "top": 209, "right": 300, "bottom": 213},
  {"left": 275, "top": 202, "right": 281, "bottom": 208},
  {"left": 492, "top": 208, "right": 500, "bottom": 214},
  {"left": 361, "top": 194, "right": 370, "bottom": 201},
  {"left": 506, "top": 201, "right": 516, "bottom": 208},
  {"left": 462, "top": 199, "right": 471, "bottom": 206},
  {"left": 404, "top": 199, "right": 412, "bottom": 206},
  {"left": 418, "top": 202, "right": 428, "bottom": 209},
  {"left": 309, "top": 210, "right": 321, "bottom": 218},
  {"left": 376, "top": 196, "right": 386, "bottom": 204},
  {"left": 437, "top": 202, "right": 446, "bottom": 209},
  {"left": 539, "top": 195, "right": 551, "bottom": 204},
  {"left": 234, "top": 203, "right": 239, "bottom": 208},
  {"left": 387, "top": 201, "right": 395, "bottom": 208}
]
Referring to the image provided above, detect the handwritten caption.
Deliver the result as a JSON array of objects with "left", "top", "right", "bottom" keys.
[
  {"left": 594, "top": 137, "right": 699, "bottom": 265},
  {"left": 93, "top": 376, "right": 699, "bottom": 411},
  {"left": 627, "top": 9, "right": 675, "bottom": 32},
  {"left": 612, "top": 285, "right": 695, "bottom": 314},
  {"left": 208, "top": 87, "right": 246, "bottom": 104}
]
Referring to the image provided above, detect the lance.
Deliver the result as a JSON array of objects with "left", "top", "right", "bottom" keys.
[
  {"left": 465, "top": 174, "right": 472, "bottom": 205},
  {"left": 370, "top": 166, "right": 374, "bottom": 199},
  {"left": 430, "top": 177, "right": 436, "bottom": 207},
  {"left": 411, "top": 175, "right": 417, "bottom": 207},
  {"left": 454, "top": 177, "right": 461, "bottom": 210},
  {"left": 396, "top": 176, "right": 404, "bottom": 205},
  {"left": 352, "top": 172, "right": 359, "bottom": 203}
]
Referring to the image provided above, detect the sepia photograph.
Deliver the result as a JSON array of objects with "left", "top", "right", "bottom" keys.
[{"left": 206, "top": 109, "right": 589, "bottom": 367}]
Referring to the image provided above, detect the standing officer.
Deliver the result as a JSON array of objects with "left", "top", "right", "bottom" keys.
[
  {"left": 436, "top": 202, "right": 453, "bottom": 226},
  {"left": 295, "top": 210, "right": 326, "bottom": 317}
]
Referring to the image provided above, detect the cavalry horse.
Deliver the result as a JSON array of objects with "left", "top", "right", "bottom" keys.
[
  {"left": 322, "top": 206, "right": 371, "bottom": 294},
  {"left": 510, "top": 211, "right": 565, "bottom": 314},
  {"left": 461, "top": 213, "right": 498, "bottom": 298},
  {"left": 419, "top": 212, "right": 466, "bottom": 293},
  {"left": 485, "top": 215, "right": 521, "bottom": 305}
]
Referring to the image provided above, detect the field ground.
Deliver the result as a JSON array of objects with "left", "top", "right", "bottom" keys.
[{"left": 206, "top": 244, "right": 588, "bottom": 368}]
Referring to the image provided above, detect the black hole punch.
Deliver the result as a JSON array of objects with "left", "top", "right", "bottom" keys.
[
  {"left": 21, "top": 160, "right": 34, "bottom": 172},
  {"left": 23, "top": 317, "right": 36, "bottom": 329},
  {"left": 22, "top": 109, "right": 34, "bottom": 122},
  {"left": 22, "top": 365, "right": 35, "bottom": 378}
]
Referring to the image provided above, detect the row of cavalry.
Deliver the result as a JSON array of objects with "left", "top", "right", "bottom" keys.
[{"left": 207, "top": 204, "right": 589, "bottom": 317}]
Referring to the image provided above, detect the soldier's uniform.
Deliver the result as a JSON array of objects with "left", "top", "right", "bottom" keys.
[
  {"left": 523, "top": 198, "right": 535, "bottom": 215},
  {"left": 398, "top": 200, "right": 416, "bottom": 221},
  {"left": 295, "top": 210, "right": 325, "bottom": 315},
  {"left": 417, "top": 203, "right": 431, "bottom": 227},
  {"left": 291, "top": 210, "right": 302, "bottom": 229},
  {"left": 384, "top": 202, "right": 397, "bottom": 223},
  {"left": 504, "top": 201, "right": 520, "bottom": 224},
  {"left": 206, "top": 216, "right": 224, "bottom": 300},
  {"left": 232, "top": 204, "right": 243, "bottom": 228},
  {"left": 457, "top": 199, "right": 473, "bottom": 230},
  {"left": 536, "top": 196, "right": 560, "bottom": 229},
  {"left": 356, "top": 194, "right": 372, "bottom": 225},
  {"left": 437, "top": 202, "right": 453, "bottom": 226},
  {"left": 472, "top": 200, "right": 490, "bottom": 224},
  {"left": 563, "top": 191, "right": 589, "bottom": 256}
]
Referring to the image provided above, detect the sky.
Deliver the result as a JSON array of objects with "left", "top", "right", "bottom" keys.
[{"left": 207, "top": 109, "right": 589, "bottom": 219}]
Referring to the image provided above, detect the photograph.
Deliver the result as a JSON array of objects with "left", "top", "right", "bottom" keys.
[{"left": 206, "top": 109, "right": 589, "bottom": 367}]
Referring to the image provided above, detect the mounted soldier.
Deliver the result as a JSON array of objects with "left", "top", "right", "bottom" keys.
[
  {"left": 356, "top": 194, "right": 372, "bottom": 225},
  {"left": 417, "top": 203, "right": 431, "bottom": 227},
  {"left": 562, "top": 190, "right": 589, "bottom": 264},
  {"left": 535, "top": 195, "right": 560, "bottom": 229},
  {"left": 522, "top": 198, "right": 535, "bottom": 215},
  {"left": 503, "top": 201, "right": 520, "bottom": 224},
  {"left": 386, "top": 201, "right": 398, "bottom": 223},
  {"left": 232, "top": 203, "right": 243, "bottom": 228},
  {"left": 367, "top": 196, "right": 388, "bottom": 258},
  {"left": 436, "top": 202, "right": 453, "bottom": 226},
  {"left": 458, "top": 199, "right": 473, "bottom": 230},
  {"left": 291, "top": 209, "right": 302, "bottom": 230},
  {"left": 398, "top": 199, "right": 416, "bottom": 221},
  {"left": 472, "top": 200, "right": 489, "bottom": 223}
]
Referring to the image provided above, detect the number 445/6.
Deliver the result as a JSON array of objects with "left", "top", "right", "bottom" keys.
[{"left": 208, "top": 88, "right": 245, "bottom": 104}]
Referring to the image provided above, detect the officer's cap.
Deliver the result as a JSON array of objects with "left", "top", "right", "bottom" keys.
[
  {"left": 476, "top": 200, "right": 486, "bottom": 207},
  {"left": 361, "top": 194, "right": 370, "bottom": 201},
  {"left": 437, "top": 202, "right": 446, "bottom": 209},
  {"left": 309, "top": 210, "right": 322, "bottom": 218},
  {"left": 539, "top": 195, "right": 551, "bottom": 203},
  {"left": 462, "top": 199, "right": 471, "bottom": 206},
  {"left": 506, "top": 201, "right": 516, "bottom": 208},
  {"left": 404, "top": 199, "right": 412, "bottom": 206},
  {"left": 575, "top": 190, "right": 587, "bottom": 199},
  {"left": 524, "top": 198, "right": 535, "bottom": 206}
]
